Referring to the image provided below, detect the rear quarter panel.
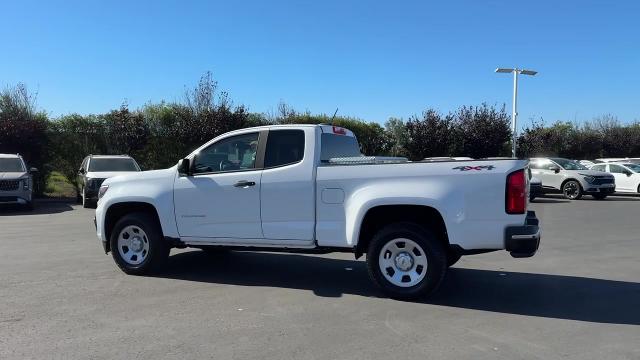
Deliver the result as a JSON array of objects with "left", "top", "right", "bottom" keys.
[{"left": 315, "top": 160, "right": 529, "bottom": 250}]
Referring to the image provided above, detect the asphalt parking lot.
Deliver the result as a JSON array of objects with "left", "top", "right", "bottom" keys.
[{"left": 1, "top": 196, "right": 639, "bottom": 360}]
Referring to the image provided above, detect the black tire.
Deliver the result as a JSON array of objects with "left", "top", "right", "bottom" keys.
[
  {"left": 110, "top": 212, "right": 169, "bottom": 275},
  {"left": 24, "top": 201, "right": 34, "bottom": 211},
  {"left": 593, "top": 193, "right": 607, "bottom": 200},
  {"left": 562, "top": 180, "right": 583, "bottom": 200},
  {"left": 529, "top": 195, "right": 536, "bottom": 202},
  {"left": 366, "top": 222, "right": 447, "bottom": 300}
]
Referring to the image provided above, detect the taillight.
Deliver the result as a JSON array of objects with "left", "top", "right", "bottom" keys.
[{"left": 506, "top": 169, "right": 526, "bottom": 214}]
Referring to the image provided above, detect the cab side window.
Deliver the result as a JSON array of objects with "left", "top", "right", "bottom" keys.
[
  {"left": 264, "top": 130, "right": 305, "bottom": 168},
  {"left": 591, "top": 164, "right": 606, "bottom": 172},
  {"left": 193, "top": 132, "right": 259, "bottom": 174}
]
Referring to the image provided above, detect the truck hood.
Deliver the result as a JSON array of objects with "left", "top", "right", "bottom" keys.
[
  {"left": 102, "top": 167, "right": 176, "bottom": 186},
  {"left": 0, "top": 171, "right": 28, "bottom": 180}
]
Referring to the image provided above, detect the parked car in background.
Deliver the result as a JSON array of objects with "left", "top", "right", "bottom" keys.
[
  {"left": 0, "top": 154, "right": 37, "bottom": 210},
  {"left": 530, "top": 157, "right": 615, "bottom": 200},
  {"left": 589, "top": 162, "right": 640, "bottom": 194},
  {"left": 78, "top": 155, "right": 141, "bottom": 208},
  {"left": 94, "top": 124, "right": 540, "bottom": 300},
  {"left": 596, "top": 158, "right": 640, "bottom": 164},
  {"left": 578, "top": 160, "right": 595, "bottom": 167}
]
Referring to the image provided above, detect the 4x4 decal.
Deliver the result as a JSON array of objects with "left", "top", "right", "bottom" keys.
[{"left": 453, "top": 165, "right": 496, "bottom": 171}]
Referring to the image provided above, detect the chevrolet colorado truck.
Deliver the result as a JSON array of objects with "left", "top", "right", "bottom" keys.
[{"left": 95, "top": 124, "right": 540, "bottom": 299}]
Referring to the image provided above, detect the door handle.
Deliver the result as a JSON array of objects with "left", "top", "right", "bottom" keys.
[{"left": 234, "top": 180, "right": 256, "bottom": 188}]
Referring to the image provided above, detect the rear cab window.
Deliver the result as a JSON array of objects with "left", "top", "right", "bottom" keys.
[{"left": 319, "top": 126, "right": 362, "bottom": 162}]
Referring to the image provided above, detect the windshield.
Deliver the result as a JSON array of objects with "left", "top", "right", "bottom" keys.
[
  {"left": 320, "top": 133, "right": 362, "bottom": 161},
  {"left": 0, "top": 158, "right": 25, "bottom": 172},
  {"left": 623, "top": 163, "right": 640, "bottom": 173},
  {"left": 88, "top": 158, "right": 139, "bottom": 172},
  {"left": 552, "top": 158, "right": 588, "bottom": 170}
]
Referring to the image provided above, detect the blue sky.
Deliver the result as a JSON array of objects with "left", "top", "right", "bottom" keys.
[{"left": 1, "top": 0, "right": 638, "bottom": 127}]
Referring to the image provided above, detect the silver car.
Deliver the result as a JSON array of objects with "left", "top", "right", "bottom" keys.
[
  {"left": 0, "top": 154, "right": 37, "bottom": 210},
  {"left": 530, "top": 157, "right": 615, "bottom": 200}
]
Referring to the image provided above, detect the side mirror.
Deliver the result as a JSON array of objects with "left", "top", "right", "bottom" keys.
[
  {"left": 30, "top": 167, "right": 38, "bottom": 173},
  {"left": 625, "top": 170, "right": 633, "bottom": 176},
  {"left": 78, "top": 168, "right": 85, "bottom": 174},
  {"left": 549, "top": 166, "right": 560, "bottom": 173},
  {"left": 178, "top": 158, "right": 192, "bottom": 176}
]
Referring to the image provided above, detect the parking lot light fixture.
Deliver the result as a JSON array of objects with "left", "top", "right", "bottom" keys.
[{"left": 495, "top": 68, "right": 537, "bottom": 158}]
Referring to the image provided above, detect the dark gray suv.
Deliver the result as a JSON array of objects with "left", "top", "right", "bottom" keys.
[{"left": 77, "top": 155, "right": 141, "bottom": 208}]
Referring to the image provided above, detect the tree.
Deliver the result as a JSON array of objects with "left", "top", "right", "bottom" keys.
[
  {"left": 384, "top": 117, "right": 409, "bottom": 157},
  {"left": 102, "top": 103, "right": 149, "bottom": 155},
  {"left": 49, "top": 114, "right": 106, "bottom": 194},
  {"left": 452, "top": 104, "right": 511, "bottom": 158},
  {"left": 405, "top": 109, "right": 455, "bottom": 160},
  {"left": 0, "top": 83, "right": 49, "bottom": 194}
]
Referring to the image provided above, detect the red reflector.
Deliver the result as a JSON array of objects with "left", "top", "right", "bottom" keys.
[
  {"left": 506, "top": 169, "right": 526, "bottom": 214},
  {"left": 332, "top": 126, "right": 346, "bottom": 135}
]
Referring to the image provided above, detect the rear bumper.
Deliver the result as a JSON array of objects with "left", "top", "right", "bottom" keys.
[{"left": 505, "top": 211, "right": 541, "bottom": 258}]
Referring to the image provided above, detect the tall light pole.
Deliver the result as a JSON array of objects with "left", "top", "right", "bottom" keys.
[{"left": 495, "top": 68, "right": 537, "bottom": 158}]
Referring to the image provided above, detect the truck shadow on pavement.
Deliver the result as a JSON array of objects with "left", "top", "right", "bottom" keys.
[{"left": 160, "top": 250, "right": 639, "bottom": 326}]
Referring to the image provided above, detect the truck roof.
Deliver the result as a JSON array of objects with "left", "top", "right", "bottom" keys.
[{"left": 219, "top": 124, "right": 356, "bottom": 137}]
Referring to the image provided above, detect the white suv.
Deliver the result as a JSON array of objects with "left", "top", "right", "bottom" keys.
[{"left": 590, "top": 163, "right": 640, "bottom": 194}]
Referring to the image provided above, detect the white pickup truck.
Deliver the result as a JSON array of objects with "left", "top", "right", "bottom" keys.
[{"left": 95, "top": 124, "right": 540, "bottom": 299}]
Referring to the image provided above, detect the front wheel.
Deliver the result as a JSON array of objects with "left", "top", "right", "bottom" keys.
[
  {"left": 110, "top": 212, "right": 169, "bottom": 275},
  {"left": 562, "top": 180, "right": 583, "bottom": 200},
  {"left": 366, "top": 222, "right": 446, "bottom": 300}
]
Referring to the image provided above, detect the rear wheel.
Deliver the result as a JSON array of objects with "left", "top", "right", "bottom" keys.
[
  {"left": 110, "top": 212, "right": 169, "bottom": 275},
  {"left": 366, "top": 222, "right": 446, "bottom": 300},
  {"left": 562, "top": 180, "right": 583, "bottom": 200}
]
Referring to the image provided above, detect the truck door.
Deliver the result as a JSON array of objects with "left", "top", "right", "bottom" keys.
[
  {"left": 260, "top": 128, "right": 315, "bottom": 241},
  {"left": 174, "top": 131, "right": 265, "bottom": 239}
]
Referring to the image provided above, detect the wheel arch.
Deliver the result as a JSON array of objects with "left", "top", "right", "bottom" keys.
[
  {"left": 103, "top": 202, "right": 163, "bottom": 253},
  {"left": 354, "top": 204, "right": 449, "bottom": 259}
]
